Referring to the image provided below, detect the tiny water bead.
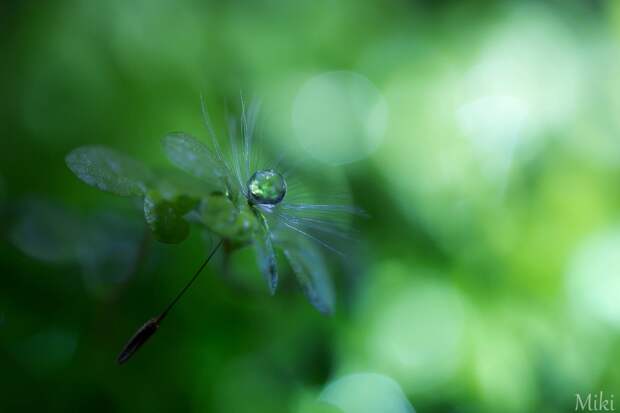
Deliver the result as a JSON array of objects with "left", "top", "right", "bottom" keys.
[{"left": 247, "top": 169, "right": 287, "bottom": 205}]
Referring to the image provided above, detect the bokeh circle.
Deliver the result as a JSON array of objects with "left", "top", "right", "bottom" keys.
[{"left": 292, "top": 71, "right": 388, "bottom": 165}]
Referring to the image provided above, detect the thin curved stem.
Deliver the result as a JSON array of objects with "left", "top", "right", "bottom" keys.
[
  {"left": 117, "top": 240, "right": 223, "bottom": 365},
  {"left": 157, "top": 239, "right": 223, "bottom": 322}
]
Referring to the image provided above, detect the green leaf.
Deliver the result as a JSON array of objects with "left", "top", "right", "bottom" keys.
[
  {"left": 155, "top": 168, "right": 211, "bottom": 200},
  {"left": 66, "top": 146, "right": 152, "bottom": 196},
  {"left": 143, "top": 191, "right": 191, "bottom": 244},
  {"left": 283, "top": 239, "right": 334, "bottom": 314},
  {"left": 162, "top": 133, "right": 227, "bottom": 187}
]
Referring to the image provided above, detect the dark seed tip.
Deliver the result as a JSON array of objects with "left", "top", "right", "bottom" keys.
[{"left": 116, "top": 317, "right": 160, "bottom": 365}]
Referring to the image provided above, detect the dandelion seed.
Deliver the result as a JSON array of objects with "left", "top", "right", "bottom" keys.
[{"left": 65, "top": 96, "right": 364, "bottom": 364}]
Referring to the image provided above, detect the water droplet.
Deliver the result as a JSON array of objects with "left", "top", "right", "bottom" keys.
[{"left": 247, "top": 169, "right": 287, "bottom": 205}]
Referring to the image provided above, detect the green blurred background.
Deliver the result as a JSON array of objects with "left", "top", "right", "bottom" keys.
[{"left": 2, "top": 0, "right": 620, "bottom": 412}]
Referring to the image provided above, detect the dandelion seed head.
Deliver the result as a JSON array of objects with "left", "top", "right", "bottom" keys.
[{"left": 64, "top": 95, "right": 365, "bottom": 314}]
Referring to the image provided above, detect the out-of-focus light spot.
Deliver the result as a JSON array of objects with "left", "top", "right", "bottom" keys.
[
  {"left": 568, "top": 43, "right": 620, "bottom": 167},
  {"left": 292, "top": 71, "right": 388, "bottom": 165},
  {"left": 319, "top": 373, "right": 415, "bottom": 413},
  {"left": 377, "top": 65, "right": 486, "bottom": 250},
  {"left": 358, "top": 263, "right": 467, "bottom": 392},
  {"left": 375, "top": 7, "right": 586, "bottom": 251},
  {"left": 567, "top": 227, "right": 620, "bottom": 328},
  {"left": 449, "top": 7, "right": 584, "bottom": 194},
  {"left": 456, "top": 95, "right": 528, "bottom": 184},
  {"left": 463, "top": 9, "right": 583, "bottom": 133},
  {"left": 471, "top": 316, "right": 535, "bottom": 412}
]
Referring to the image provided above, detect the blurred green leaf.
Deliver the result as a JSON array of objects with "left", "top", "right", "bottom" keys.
[
  {"left": 162, "top": 132, "right": 227, "bottom": 187},
  {"left": 65, "top": 146, "right": 152, "bottom": 196},
  {"left": 78, "top": 212, "right": 145, "bottom": 295},
  {"left": 155, "top": 167, "right": 212, "bottom": 200},
  {"left": 10, "top": 199, "right": 84, "bottom": 263}
]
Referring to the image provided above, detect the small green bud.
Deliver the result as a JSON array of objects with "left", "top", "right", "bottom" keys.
[
  {"left": 143, "top": 191, "right": 191, "bottom": 244},
  {"left": 200, "top": 194, "right": 257, "bottom": 242}
]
